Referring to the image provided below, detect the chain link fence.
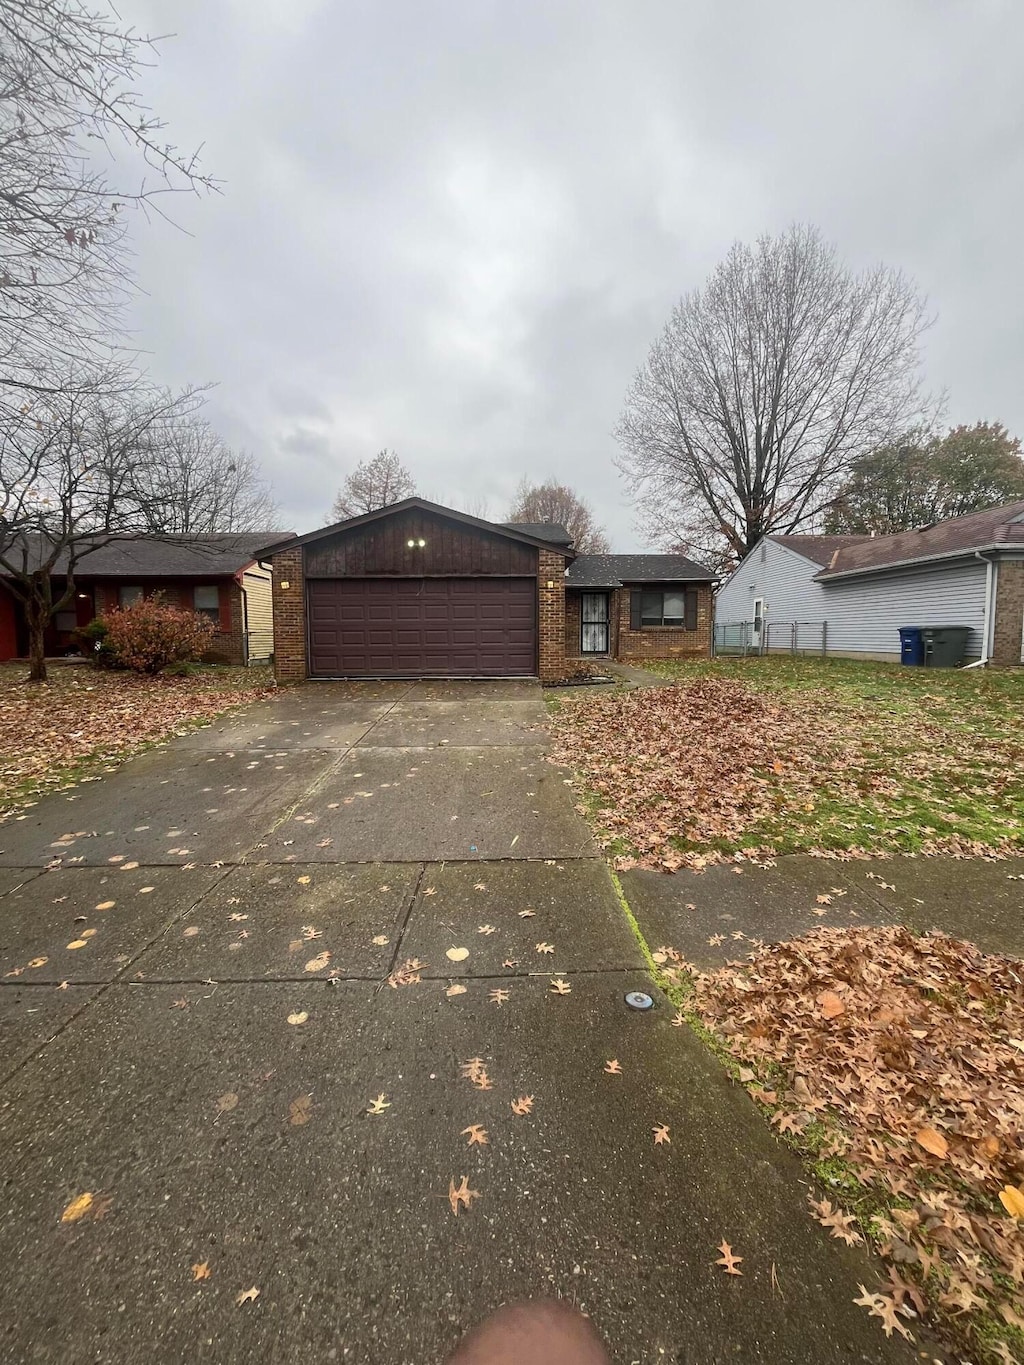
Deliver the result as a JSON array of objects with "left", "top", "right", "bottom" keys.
[{"left": 714, "top": 621, "right": 827, "bottom": 657}]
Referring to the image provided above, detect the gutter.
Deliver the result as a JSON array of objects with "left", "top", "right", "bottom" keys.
[{"left": 962, "top": 551, "right": 997, "bottom": 669}]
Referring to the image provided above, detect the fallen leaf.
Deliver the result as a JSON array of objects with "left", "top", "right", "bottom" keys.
[
  {"left": 998, "top": 1184, "right": 1024, "bottom": 1218},
  {"left": 60, "top": 1192, "right": 94, "bottom": 1224},
  {"left": 95, "top": 901, "right": 116, "bottom": 911},
  {"left": 511, "top": 1095, "right": 534, "bottom": 1115},
  {"left": 477, "top": 924, "right": 497, "bottom": 935},
  {"left": 80, "top": 928, "right": 97, "bottom": 939},
  {"left": 653, "top": 1124, "right": 671, "bottom": 1146},
  {"left": 121, "top": 861, "right": 139, "bottom": 871},
  {"left": 549, "top": 978, "right": 571, "bottom": 995},
  {"left": 288, "top": 1094, "right": 314, "bottom": 1126},
  {"left": 372, "top": 935, "right": 389, "bottom": 946},
  {"left": 715, "top": 1241, "right": 743, "bottom": 1275},
  {"left": 448, "top": 1175, "right": 481, "bottom": 1216},
  {"left": 604, "top": 1059, "right": 623, "bottom": 1075},
  {"left": 304, "top": 951, "right": 332, "bottom": 973},
  {"left": 914, "top": 1127, "right": 948, "bottom": 1159},
  {"left": 446, "top": 947, "right": 470, "bottom": 962},
  {"left": 171, "top": 998, "right": 189, "bottom": 1010},
  {"left": 446, "top": 983, "right": 468, "bottom": 997},
  {"left": 817, "top": 990, "right": 845, "bottom": 1020},
  {"left": 366, "top": 1093, "right": 390, "bottom": 1115},
  {"left": 27, "top": 956, "right": 48, "bottom": 968},
  {"left": 462, "top": 1123, "right": 489, "bottom": 1146},
  {"left": 535, "top": 941, "right": 555, "bottom": 954},
  {"left": 138, "top": 887, "right": 155, "bottom": 894},
  {"left": 286, "top": 1011, "right": 308, "bottom": 1026},
  {"left": 235, "top": 1286, "right": 260, "bottom": 1306},
  {"left": 192, "top": 1261, "right": 211, "bottom": 1282},
  {"left": 215, "top": 1092, "right": 239, "bottom": 1115},
  {"left": 297, "top": 875, "right": 311, "bottom": 885},
  {"left": 671, "top": 1010, "right": 685, "bottom": 1027},
  {"left": 517, "top": 909, "right": 535, "bottom": 918},
  {"left": 65, "top": 939, "right": 88, "bottom": 950},
  {"left": 182, "top": 926, "right": 200, "bottom": 938}
]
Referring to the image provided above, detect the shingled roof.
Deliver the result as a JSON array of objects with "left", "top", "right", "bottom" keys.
[
  {"left": 814, "top": 500, "right": 1024, "bottom": 579},
  {"left": 768, "top": 534, "right": 873, "bottom": 567},
  {"left": 499, "top": 521, "right": 573, "bottom": 546},
  {"left": 1, "top": 533, "right": 282, "bottom": 578},
  {"left": 566, "top": 553, "right": 715, "bottom": 588}
]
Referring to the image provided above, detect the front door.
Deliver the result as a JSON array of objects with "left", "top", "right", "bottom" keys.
[
  {"left": 581, "top": 592, "right": 610, "bottom": 655},
  {"left": 751, "top": 597, "right": 764, "bottom": 652}
]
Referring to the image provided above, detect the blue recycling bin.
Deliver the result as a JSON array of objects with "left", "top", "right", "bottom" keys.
[{"left": 899, "top": 627, "right": 924, "bottom": 666}]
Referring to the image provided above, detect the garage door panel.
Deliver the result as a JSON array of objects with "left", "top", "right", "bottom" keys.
[{"left": 307, "top": 577, "right": 537, "bottom": 677}]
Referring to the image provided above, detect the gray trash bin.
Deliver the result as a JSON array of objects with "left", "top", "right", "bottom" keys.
[{"left": 922, "top": 626, "right": 971, "bottom": 668}]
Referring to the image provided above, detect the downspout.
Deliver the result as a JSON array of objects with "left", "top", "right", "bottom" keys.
[
  {"left": 235, "top": 568, "right": 249, "bottom": 666},
  {"left": 962, "top": 551, "right": 996, "bottom": 669}
]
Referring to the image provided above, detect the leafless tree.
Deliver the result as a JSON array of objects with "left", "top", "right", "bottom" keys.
[
  {"left": 506, "top": 478, "right": 610, "bottom": 553},
  {"left": 138, "top": 413, "right": 278, "bottom": 533},
  {"left": 331, "top": 450, "right": 416, "bottom": 519},
  {"left": 0, "top": 0, "right": 216, "bottom": 400},
  {"left": 616, "top": 225, "right": 931, "bottom": 564},
  {"left": 0, "top": 372, "right": 207, "bottom": 680}
]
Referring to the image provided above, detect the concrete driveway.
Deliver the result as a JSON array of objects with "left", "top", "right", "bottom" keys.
[{"left": 0, "top": 680, "right": 921, "bottom": 1364}]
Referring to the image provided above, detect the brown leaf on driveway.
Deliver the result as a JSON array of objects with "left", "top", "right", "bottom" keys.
[
  {"left": 511, "top": 1096, "right": 534, "bottom": 1115},
  {"left": 288, "top": 1094, "right": 314, "bottom": 1126},
  {"left": 304, "top": 950, "right": 332, "bottom": 974},
  {"left": 215, "top": 1092, "right": 239, "bottom": 1116},
  {"left": 461, "top": 1124, "right": 489, "bottom": 1146},
  {"left": 235, "top": 1286, "right": 260, "bottom": 1306},
  {"left": 192, "top": 1261, "right": 211, "bottom": 1282},
  {"left": 60, "top": 1192, "right": 94, "bottom": 1224},
  {"left": 715, "top": 1241, "right": 743, "bottom": 1276},
  {"left": 448, "top": 1175, "right": 481, "bottom": 1216},
  {"left": 549, "top": 978, "right": 571, "bottom": 995},
  {"left": 653, "top": 1124, "right": 671, "bottom": 1146}
]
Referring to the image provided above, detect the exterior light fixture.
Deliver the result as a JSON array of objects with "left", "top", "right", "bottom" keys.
[
  {"left": 418, "top": 538, "right": 426, "bottom": 547},
  {"left": 407, "top": 539, "right": 415, "bottom": 548}
]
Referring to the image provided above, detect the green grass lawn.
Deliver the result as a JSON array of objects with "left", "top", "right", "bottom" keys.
[{"left": 549, "top": 656, "right": 1024, "bottom": 868}]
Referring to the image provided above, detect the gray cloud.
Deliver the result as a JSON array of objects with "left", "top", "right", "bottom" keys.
[{"left": 120, "top": 0, "right": 1024, "bottom": 548}]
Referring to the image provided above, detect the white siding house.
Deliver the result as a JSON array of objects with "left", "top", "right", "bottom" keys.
[{"left": 717, "top": 535, "right": 991, "bottom": 662}]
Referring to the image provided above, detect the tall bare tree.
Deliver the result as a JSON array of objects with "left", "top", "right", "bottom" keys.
[
  {"left": 139, "top": 413, "right": 278, "bottom": 533},
  {"left": 506, "top": 479, "right": 609, "bottom": 553},
  {"left": 616, "top": 225, "right": 931, "bottom": 563},
  {"left": 0, "top": 374, "right": 207, "bottom": 680},
  {"left": 331, "top": 450, "right": 415, "bottom": 519},
  {"left": 0, "top": 0, "right": 215, "bottom": 402}
]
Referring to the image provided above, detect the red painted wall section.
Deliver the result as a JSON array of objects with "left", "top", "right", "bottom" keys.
[{"left": 0, "top": 587, "right": 17, "bottom": 662}]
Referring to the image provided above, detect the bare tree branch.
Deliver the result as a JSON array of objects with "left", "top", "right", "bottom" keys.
[
  {"left": 331, "top": 450, "right": 416, "bottom": 519},
  {"left": 616, "top": 225, "right": 932, "bottom": 562}
]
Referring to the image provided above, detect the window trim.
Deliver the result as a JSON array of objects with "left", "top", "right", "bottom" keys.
[{"left": 631, "top": 585, "right": 699, "bottom": 632}]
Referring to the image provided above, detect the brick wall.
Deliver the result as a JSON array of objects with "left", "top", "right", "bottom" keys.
[
  {"left": 992, "top": 560, "right": 1024, "bottom": 666},
  {"left": 614, "top": 582, "right": 713, "bottom": 660},
  {"left": 271, "top": 548, "right": 307, "bottom": 681},
  {"left": 89, "top": 578, "right": 247, "bottom": 664},
  {"left": 564, "top": 590, "right": 581, "bottom": 656},
  {"left": 537, "top": 549, "right": 568, "bottom": 681}
]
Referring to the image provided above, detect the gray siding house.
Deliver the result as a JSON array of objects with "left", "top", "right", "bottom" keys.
[{"left": 716, "top": 500, "right": 1024, "bottom": 666}]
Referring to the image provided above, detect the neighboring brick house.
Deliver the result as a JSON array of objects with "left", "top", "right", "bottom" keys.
[
  {"left": 259, "top": 499, "right": 716, "bottom": 683},
  {"left": 0, "top": 535, "right": 277, "bottom": 666}
]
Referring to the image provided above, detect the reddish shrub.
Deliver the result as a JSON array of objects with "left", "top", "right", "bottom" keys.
[{"left": 99, "top": 595, "right": 216, "bottom": 674}]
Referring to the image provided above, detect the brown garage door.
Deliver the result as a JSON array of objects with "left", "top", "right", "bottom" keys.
[{"left": 307, "top": 577, "right": 537, "bottom": 677}]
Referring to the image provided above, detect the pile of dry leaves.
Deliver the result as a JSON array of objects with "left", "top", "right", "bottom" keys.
[
  {"left": 548, "top": 675, "right": 1023, "bottom": 870},
  {"left": 691, "top": 925, "right": 1024, "bottom": 1356},
  {"left": 548, "top": 677, "right": 842, "bottom": 869},
  {"left": 0, "top": 665, "right": 272, "bottom": 818}
]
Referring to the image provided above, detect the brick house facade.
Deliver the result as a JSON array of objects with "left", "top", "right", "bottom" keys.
[
  {"left": 261, "top": 501, "right": 717, "bottom": 683},
  {"left": 992, "top": 560, "right": 1024, "bottom": 666}
]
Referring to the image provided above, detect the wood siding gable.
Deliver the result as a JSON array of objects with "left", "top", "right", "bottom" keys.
[{"left": 304, "top": 507, "right": 540, "bottom": 579}]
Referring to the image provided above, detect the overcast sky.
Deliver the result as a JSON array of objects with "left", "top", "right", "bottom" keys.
[{"left": 118, "top": 0, "right": 1024, "bottom": 548}]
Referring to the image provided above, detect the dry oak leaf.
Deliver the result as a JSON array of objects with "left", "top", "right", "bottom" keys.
[
  {"left": 289, "top": 1094, "right": 314, "bottom": 1126},
  {"left": 653, "top": 1124, "right": 671, "bottom": 1146},
  {"left": 488, "top": 988, "right": 510, "bottom": 1006},
  {"left": 604, "top": 1059, "right": 623, "bottom": 1075},
  {"left": 998, "top": 1184, "right": 1024, "bottom": 1219},
  {"left": 517, "top": 909, "right": 535, "bottom": 918},
  {"left": 549, "top": 978, "right": 571, "bottom": 995},
  {"left": 448, "top": 1175, "right": 481, "bottom": 1216},
  {"left": 511, "top": 1096, "right": 534, "bottom": 1116},
  {"left": 914, "top": 1127, "right": 948, "bottom": 1159},
  {"left": 462, "top": 1124, "right": 489, "bottom": 1146},
  {"left": 853, "top": 1287, "right": 914, "bottom": 1341},
  {"left": 287, "top": 1011, "right": 309, "bottom": 1026},
  {"left": 192, "top": 1261, "right": 211, "bottom": 1282},
  {"left": 478, "top": 924, "right": 497, "bottom": 935},
  {"left": 367, "top": 1093, "right": 391, "bottom": 1115},
  {"left": 816, "top": 894, "right": 834, "bottom": 905},
  {"left": 816, "top": 990, "right": 845, "bottom": 1020},
  {"left": 372, "top": 935, "right": 390, "bottom": 946},
  {"left": 715, "top": 1241, "right": 743, "bottom": 1276},
  {"left": 535, "top": 941, "right": 555, "bottom": 954},
  {"left": 446, "top": 947, "right": 470, "bottom": 962},
  {"left": 215, "top": 1092, "right": 239, "bottom": 1115},
  {"left": 671, "top": 1010, "right": 685, "bottom": 1027},
  {"left": 304, "top": 950, "right": 332, "bottom": 973},
  {"left": 297, "top": 875, "right": 311, "bottom": 885},
  {"left": 60, "top": 1192, "right": 94, "bottom": 1224},
  {"left": 810, "top": 1198, "right": 863, "bottom": 1246},
  {"left": 235, "top": 1287, "right": 260, "bottom": 1307}
]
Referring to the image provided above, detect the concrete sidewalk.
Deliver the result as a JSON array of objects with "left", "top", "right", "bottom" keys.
[{"left": 0, "top": 681, "right": 924, "bottom": 1363}]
